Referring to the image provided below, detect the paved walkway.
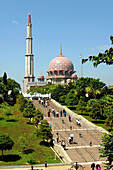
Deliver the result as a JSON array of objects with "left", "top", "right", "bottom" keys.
[
  {"left": 0, "top": 162, "right": 110, "bottom": 170},
  {"left": 33, "top": 100, "right": 106, "bottom": 163}
]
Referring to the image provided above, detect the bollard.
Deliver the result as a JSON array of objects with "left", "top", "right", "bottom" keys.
[
  {"left": 70, "top": 126, "right": 72, "bottom": 130},
  {"left": 62, "top": 119, "right": 64, "bottom": 124},
  {"left": 90, "top": 141, "right": 92, "bottom": 146},
  {"left": 45, "top": 161, "right": 47, "bottom": 167},
  {"left": 79, "top": 133, "right": 82, "bottom": 138}
]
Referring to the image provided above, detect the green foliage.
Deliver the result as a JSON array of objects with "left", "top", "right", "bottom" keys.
[
  {"left": 33, "top": 109, "right": 43, "bottom": 127},
  {"left": 4, "top": 108, "right": 12, "bottom": 120},
  {"left": 90, "top": 102, "right": 101, "bottom": 119},
  {"left": 82, "top": 36, "right": 113, "bottom": 66},
  {"left": 51, "top": 84, "right": 66, "bottom": 102},
  {"left": 76, "top": 98, "right": 86, "bottom": 112},
  {"left": 65, "top": 89, "right": 78, "bottom": 106},
  {"left": 18, "top": 133, "right": 30, "bottom": 152},
  {"left": 23, "top": 100, "right": 35, "bottom": 123},
  {"left": 0, "top": 133, "right": 14, "bottom": 160},
  {"left": 59, "top": 95, "right": 66, "bottom": 104},
  {"left": 0, "top": 72, "right": 21, "bottom": 105},
  {"left": 99, "top": 133, "right": 113, "bottom": 167},
  {"left": 37, "top": 120, "right": 53, "bottom": 142},
  {"left": 19, "top": 98, "right": 27, "bottom": 112}
]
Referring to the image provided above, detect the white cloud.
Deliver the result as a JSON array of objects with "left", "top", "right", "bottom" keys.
[
  {"left": 97, "top": 45, "right": 111, "bottom": 50},
  {"left": 12, "top": 20, "right": 19, "bottom": 24}
]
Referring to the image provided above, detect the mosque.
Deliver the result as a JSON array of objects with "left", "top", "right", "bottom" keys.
[{"left": 24, "top": 14, "right": 78, "bottom": 93}]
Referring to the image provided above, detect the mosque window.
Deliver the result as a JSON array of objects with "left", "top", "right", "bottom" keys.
[
  {"left": 54, "top": 71, "right": 57, "bottom": 75},
  {"left": 50, "top": 71, "right": 53, "bottom": 76},
  {"left": 28, "top": 77, "right": 30, "bottom": 82},
  {"left": 59, "top": 70, "right": 63, "bottom": 75},
  {"left": 65, "top": 71, "right": 68, "bottom": 75}
]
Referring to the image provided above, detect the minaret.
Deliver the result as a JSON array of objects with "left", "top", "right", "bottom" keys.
[{"left": 24, "top": 13, "right": 35, "bottom": 93}]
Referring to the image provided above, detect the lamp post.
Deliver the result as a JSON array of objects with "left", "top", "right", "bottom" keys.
[
  {"left": 80, "top": 54, "right": 83, "bottom": 77},
  {"left": 53, "top": 139, "right": 56, "bottom": 160}
]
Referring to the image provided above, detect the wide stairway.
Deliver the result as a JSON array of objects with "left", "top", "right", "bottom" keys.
[{"left": 33, "top": 100, "right": 106, "bottom": 163}]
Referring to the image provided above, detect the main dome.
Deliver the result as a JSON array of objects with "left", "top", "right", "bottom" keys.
[{"left": 49, "top": 54, "right": 74, "bottom": 71}]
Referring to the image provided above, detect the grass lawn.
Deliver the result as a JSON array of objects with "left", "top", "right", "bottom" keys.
[{"left": 0, "top": 104, "right": 61, "bottom": 165}]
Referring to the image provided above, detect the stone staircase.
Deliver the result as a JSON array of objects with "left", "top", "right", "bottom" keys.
[{"left": 33, "top": 100, "right": 106, "bottom": 163}]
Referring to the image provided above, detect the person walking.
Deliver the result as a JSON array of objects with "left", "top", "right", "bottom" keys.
[
  {"left": 68, "top": 115, "right": 71, "bottom": 122},
  {"left": 91, "top": 163, "right": 95, "bottom": 170},
  {"left": 56, "top": 133, "right": 59, "bottom": 143},
  {"left": 60, "top": 110, "right": 62, "bottom": 117}
]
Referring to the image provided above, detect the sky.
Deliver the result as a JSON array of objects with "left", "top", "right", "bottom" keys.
[{"left": 1, "top": 0, "right": 113, "bottom": 89}]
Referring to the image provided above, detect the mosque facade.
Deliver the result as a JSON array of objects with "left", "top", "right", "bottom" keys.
[{"left": 24, "top": 14, "right": 78, "bottom": 93}]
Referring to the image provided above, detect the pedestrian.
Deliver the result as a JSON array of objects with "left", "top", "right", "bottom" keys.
[
  {"left": 61, "top": 140, "right": 63, "bottom": 147},
  {"left": 48, "top": 111, "right": 50, "bottom": 117},
  {"left": 68, "top": 115, "right": 71, "bottom": 122},
  {"left": 69, "top": 136, "right": 71, "bottom": 144},
  {"left": 53, "top": 111, "right": 55, "bottom": 117},
  {"left": 62, "top": 140, "right": 66, "bottom": 150},
  {"left": 60, "top": 110, "right": 62, "bottom": 117},
  {"left": 71, "top": 136, "right": 73, "bottom": 143},
  {"left": 56, "top": 111, "right": 59, "bottom": 117},
  {"left": 52, "top": 108, "right": 54, "bottom": 114},
  {"left": 45, "top": 101, "right": 47, "bottom": 107},
  {"left": 64, "top": 111, "right": 66, "bottom": 117},
  {"left": 97, "top": 165, "right": 101, "bottom": 170},
  {"left": 56, "top": 133, "right": 59, "bottom": 143},
  {"left": 91, "top": 163, "right": 95, "bottom": 170}
]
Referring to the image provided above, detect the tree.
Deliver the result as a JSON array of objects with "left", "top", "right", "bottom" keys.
[
  {"left": 90, "top": 102, "right": 101, "bottom": 119},
  {"left": 105, "top": 107, "right": 113, "bottom": 130},
  {"left": 4, "top": 108, "right": 12, "bottom": 121},
  {"left": 3, "top": 72, "right": 7, "bottom": 85},
  {"left": 82, "top": 36, "right": 113, "bottom": 67},
  {"left": 51, "top": 84, "right": 66, "bottom": 102},
  {"left": 0, "top": 73, "right": 21, "bottom": 104},
  {"left": 18, "top": 133, "right": 29, "bottom": 153},
  {"left": 23, "top": 100, "right": 35, "bottom": 123},
  {"left": 65, "top": 89, "right": 78, "bottom": 106},
  {"left": 37, "top": 120, "right": 52, "bottom": 142},
  {"left": 76, "top": 98, "right": 86, "bottom": 112},
  {"left": 0, "top": 133, "right": 14, "bottom": 160},
  {"left": 19, "top": 98, "right": 27, "bottom": 112},
  {"left": 99, "top": 133, "right": 113, "bottom": 169},
  {"left": 33, "top": 109, "right": 43, "bottom": 127}
]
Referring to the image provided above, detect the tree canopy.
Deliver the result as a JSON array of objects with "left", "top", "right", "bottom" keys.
[
  {"left": 0, "top": 133, "right": 14, "bottom": 160},
  {"left": 99, "top": 133, "right": 113, "bottom": 168},
  {"left": 82, "top": 36, "right": 113, "bottom": 67},
  {"left": 0, "top": 72, "right": 21, "bottom": 105}
]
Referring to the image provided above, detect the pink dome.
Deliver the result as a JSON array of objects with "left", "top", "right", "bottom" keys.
[
  {"left": 72, "top": 73, "right": 77, "bottom": 78},
  {"left": 77, "top": 76, "right": 81, "bottom": 80},
  {"left": 38, "top": 74, "right": 44, "bottom": 79},
  {"left": 49, "top": 55, "right": 74, "bottom": 71}
]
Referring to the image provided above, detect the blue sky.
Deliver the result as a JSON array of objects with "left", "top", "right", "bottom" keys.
[{"left": 1, "top": 0, "right": 113, "bottom": 89}]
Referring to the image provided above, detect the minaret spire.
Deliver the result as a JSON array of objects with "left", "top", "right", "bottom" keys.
[
  {"left": 24, "top": 13, "right": 35, "bottom": 93},
  {"left": 28, "top": 13, "right": 31, "bottom": 24},
  {"left": 60, "top": 43, "right": 62, "bottom": 55}
]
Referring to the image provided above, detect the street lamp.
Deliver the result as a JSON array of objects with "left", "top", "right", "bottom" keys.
[
  {"left": 53, "top": 139, "right": 56, "bottom": 160},
  {"left": 80, "top": 54, "right": 83, "bottom": 77}
]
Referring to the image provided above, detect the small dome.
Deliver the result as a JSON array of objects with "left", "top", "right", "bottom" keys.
[
  {"left": 77, "top": 76, "right": 81, "bottom": 80},
  {"left": 49, "top": 54, "right": 74, "bottom": 71},
  {"left": 38, "top": 74, "right": 44, "bottom": 79},
  {"left": 72, "top": 73, "right": 77, "bottom": 78}
]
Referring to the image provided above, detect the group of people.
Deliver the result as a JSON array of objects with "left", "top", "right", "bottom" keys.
[
  {"left": 38, "top": 97, "right": 49, "bottom": 107},
  {"left": 91, "top": 163, "right": 101, "bottom": 170},
  {"left": 50, "top": 108, "right": 67, "bottom": 118}
]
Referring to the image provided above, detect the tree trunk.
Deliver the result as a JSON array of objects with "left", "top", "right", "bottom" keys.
[{"left": 2, "top": 150, "right": 3, "bottom": 160}]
